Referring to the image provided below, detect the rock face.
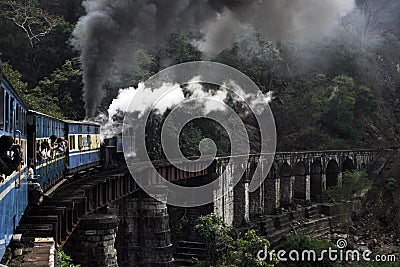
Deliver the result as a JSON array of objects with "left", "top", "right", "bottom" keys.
[{"left": 64, "top": 214, "right": 119, "bottom": 267}]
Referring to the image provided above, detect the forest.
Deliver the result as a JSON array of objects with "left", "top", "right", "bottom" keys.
[{"left": 0, "top": 0, "right": 399, "bottom": 152}]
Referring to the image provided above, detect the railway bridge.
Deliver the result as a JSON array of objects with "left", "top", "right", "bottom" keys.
[{"left": 13, "top": 148, "right": 391, "bottom": 266}]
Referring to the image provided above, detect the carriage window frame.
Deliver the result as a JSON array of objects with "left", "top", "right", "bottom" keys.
[
  {"left": 9, "top": 97, "right": 14, "bottom": 133},
  {"left": 69, "top": 136, "right": 75, "bottom": 150},
  {"left": 0, "top": 86, "right": 4, "bottom": 131},
  {"left": 5, "top": 92, "right": 9, "bottom": 132},
  {"left": 23, "top": 111, "right": 27, "bottom": 135},
  {"left": 15, "top": 104, "right": 19, "bottom": 133},
  {"left": 87, "top": 135, "right": 91, "bottom": 148},
  {"left": 78, "top": 135, "right": 83, "bottom": 150}
]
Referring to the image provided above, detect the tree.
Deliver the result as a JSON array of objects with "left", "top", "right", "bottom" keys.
[
  {"left": 0, "top": 0, "right": 61, "bottom": 47},
  {"left": 0, "top": 60, "right": 28, "bottom": 95},
  {"left": 195, "top": 214, "right": 277, "bottom": 267},
  {"left": 215, "top": 33, "right": 282, "bottom": 92},
  {"left": 36, "top": 60, "right": 85, "bottom": 119},
  {"left": 323, "top": 76, "right": 358, "bottom": 139},
  {"left": 164, "top": 31, "right": 203, "bottom": 65},
  {"left": 326, "top": 170, "right": 372, "bottom": 202}
]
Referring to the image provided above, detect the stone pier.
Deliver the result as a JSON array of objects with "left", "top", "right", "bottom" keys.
[
  {"left": 118, "top": 186, "right": 174, "bottom": 267},
  {"left": 64, "top": 214, "right": 119, "bottom": 267}
]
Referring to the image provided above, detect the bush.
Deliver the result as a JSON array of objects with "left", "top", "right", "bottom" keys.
[
  {"left": 327, "top": 170, "right": 372, "bottom": 202},
  {"left": 57, "top": 247, "right": 80, "bottom": 267},
  {"left": 275, "top": 235, "right": 341, "bottom": 267},
  {"left": 195, "top": 214, "right": 278, "bottom": 267}
]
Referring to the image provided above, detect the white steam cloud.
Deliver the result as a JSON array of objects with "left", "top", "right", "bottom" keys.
[{"left": 99, "top": 78, "right": 274, "bottom": 140}]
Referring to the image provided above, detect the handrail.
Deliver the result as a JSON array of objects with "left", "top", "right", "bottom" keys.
[{"left": 14, "top": 130, "right": 22, "bottom": 187}]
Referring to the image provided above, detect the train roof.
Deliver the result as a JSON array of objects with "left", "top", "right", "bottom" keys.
[
  {"left": 64, "top": 119, "right": 100, "bottom": 127},
  {"left": 0, "top": 72, "right": 28, "bottom": 110},
  {"left": 29, "top": 110, "right": 100, "bottom": 127},
  {"left": 28, "top": 109, "right": 64, "bottom": 121}
]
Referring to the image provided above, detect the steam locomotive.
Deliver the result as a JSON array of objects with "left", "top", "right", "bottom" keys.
[{"left": 0, "top": 70, "right": 102, "bottom": 258}]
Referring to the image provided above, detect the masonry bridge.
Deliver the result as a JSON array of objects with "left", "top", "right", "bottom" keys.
[{"left": 15, "top": 148, "right": 391, "bottom": 266}]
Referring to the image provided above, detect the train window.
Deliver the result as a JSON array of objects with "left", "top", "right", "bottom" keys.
[
  {"left": 0, "top": 87, "right": 4, "bottom": 130},
  {"left": 95, "top": 127, "right": 99, "bottom": 134},
  {"left": 5, "top": 92, "right": 9, "bottom": 131},
  {"left": 24, "top": 111, "right": 26, "bottom": 135},
  {"left": 78, "top": 125, "right": 82, "bottom": 133},
  {"left": 78, "top": 135, "right": 83, "bottom": 150},
  {"left": 15, "top": 104, "right": 19, "bottom": 132},
  {"left": 68, "top": 136, "right": 75, "bottom": 150},
  {"left": 10, "top": 97, "right": 14, "bottom": 133},
  {"left": 87, "top": 135, "right": 91, "bottom": 148},
  {"left": 69, "top": 136, "right": 74, "bottom": 150}
]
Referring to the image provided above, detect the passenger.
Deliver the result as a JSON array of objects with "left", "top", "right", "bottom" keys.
[
  {"left": 40, "top": 141, "right": 50, "bottom": 159},
  {"left": 0, "top": 135, "right": 22, "bottom": 177},
  {"left": 50, "top": 135, "right": 57, "bottom": 147},
  {"left": 49, "top": 135, "right": 58, "bottom": 158},
  {"left": 55, "top": 137, "right": 67, "bottom": 153},
  {"left": 28, "top": 163, "right": 35, "bottom": 180}
]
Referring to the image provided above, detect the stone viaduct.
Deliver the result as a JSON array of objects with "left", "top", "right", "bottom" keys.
[
  {"left": 14, "top": 149, "right": 385, "bottom": 266},
  {"left": 213, "top": 149, "right": 378, "bottom": 227}
]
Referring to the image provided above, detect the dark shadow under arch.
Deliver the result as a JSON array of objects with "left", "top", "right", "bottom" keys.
[
  {"left": 326, "top": 159, "right": 339, "bottom": 188},
  {"left": 279, "top": 163, "right": 292, "bottom": 207},
  {"left": 310, "top": 160, "right": 323, "bottom": 202},
  {"left": 294, "top": 161, "right": 307, "bottom": 200}
]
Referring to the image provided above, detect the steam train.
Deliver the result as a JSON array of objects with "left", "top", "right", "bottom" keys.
[{"left": 0, "top": 71, "right": 102, "bottom": 258}]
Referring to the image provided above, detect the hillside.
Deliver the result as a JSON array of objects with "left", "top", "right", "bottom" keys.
[{"left": 0, "top": 0, "right": 399, "bottom": 151}]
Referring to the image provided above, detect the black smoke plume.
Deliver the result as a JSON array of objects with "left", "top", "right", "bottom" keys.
[{"left": 72, "top": 0, "right": 354, "bottom": 118}]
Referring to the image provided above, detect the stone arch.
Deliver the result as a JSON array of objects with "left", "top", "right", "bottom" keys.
[
  {"left": 326, "top": 159, "right": 339, "bottom": 188},
  {"left": 279, "top": 162, "right": 292, "bottom": 207},
  {"left": 342, "top": 158, "right": 355, "bottom": 172},
  {"left": 294, "top": 161, "right": 308, "bottom": 200},
  {"left": 310, "top": 160, "right": 323, "bottom": 202}
]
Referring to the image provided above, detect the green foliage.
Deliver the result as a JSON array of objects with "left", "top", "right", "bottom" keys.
[
  {"left": 0, "top": 61, "right": 28, "bottom": 95},
  {"left": 1, "top": 59, "right": 84, "bottom": 119},
  {"left": 195, "top": 213, "right": 233, "bottom": 266},
  {"left": 385, "top": 177, "right": 398, "bottom": 191},
  {"left": 0, "top": 0, "right": 62, "bottom": 47},
  {"left": 274, "top": 74, "right": 376, "bottom": 150},
  {"left": 275, "top": 235, "right": 340, "bottom": 267},
  {"left": 164, "top": 31, "right": 202, "bottom": 65},
  {"left": 195, "top": 214, "right": 277, "bottom": 267},
  {"left": 215, "top": 33, "right": 281, "bottom": 92},
  {"left": 36, "top": 59, "right": 85, "bottom": 119},
  {"left": 326, "top": 170, "right": 372, "bottom": 202},
  {"left": 179, "top": 126, "right": 204, "bottom": 158},
  {"left": 226, "top": 230, "right": 278, "bottom": 267},
  {"left": 57, "top": 248, "right": 80, "bottom": 267},
  {"left": 23, "top": 86, "right": 64, "bottom": 118},
  {"left": 0, "top": 0, "right": 398, "bottom": 152},
  {"left": 324, "top": 75, "right": 359, "bottom": 139}
]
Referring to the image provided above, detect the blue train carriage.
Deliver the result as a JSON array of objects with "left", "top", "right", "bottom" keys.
[
  {"left": 27, "top": 110, "right": 66, "bottom": 192},
  {"left": 0, "top": 70, "right": 29, "bottom": 259},
  {"left": 66, "top": 120, "right": 101, "bottom": 174}
]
